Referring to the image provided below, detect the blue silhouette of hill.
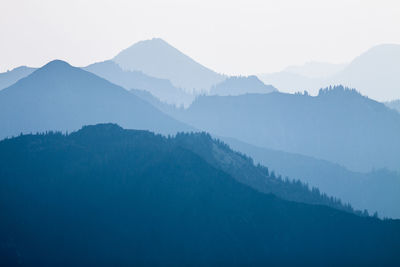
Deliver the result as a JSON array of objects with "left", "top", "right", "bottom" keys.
[
  {"left": 0, "top": 66, "right": 36, "bottom": 90},
  {"left": 173, "top": 86, "right": 400, "bottom": 172},
  {"left": 0, "top": 60, "right": 192, "bottom": 139},
  {"left": 1, "top": 123, "right": 399, "bottom": 265},
  {"left": 84, "top": 60, "right": 194, "bottom": 107},
  {"left": 113, "top": 38, "right": 226, "bottom": 92}
]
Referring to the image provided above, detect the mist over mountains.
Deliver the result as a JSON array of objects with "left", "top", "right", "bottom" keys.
[
  {"left": 283, "top": 61, "right": 347, "bottom": 79},
  {"left": 113, "top": 38, "right": 226, "bottom": 92},
  {"left": 259, "top": 44, "right": 400, "bottom": 101},
  {"left": 173, "top": 86, "right": 400, "bottom": 172},
  {"left": 84, "top": 60, "right": 194, "bottom": 107},
  {"left": 1, "top": 37, "right": 400, "bottom": 264}
]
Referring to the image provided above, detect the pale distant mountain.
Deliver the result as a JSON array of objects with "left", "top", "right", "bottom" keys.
[
  {"left": 84, "top": 60, "right": 194, "bottom": 107},
  {"left": 333, "top": 44, "right": 400, "bottom": 101},
  {"left": 258, "top": 44, "right": 400, "bottom": 101},
  {"left": 0, "top": 60, "right": 192, "bottom": 140},
  {"left": 171, "top": 86, "right": 400, "bottom": 173},
  {"left": 283, "top": 61, "right": 347, "bottom": 79},
  {"left": 113, "top": 38, "right": 226, "bottom": 92},
  {"left": 209, "top": 75, "right": 276, "bottom": 96},
  {"left": 0, "top": 66, "right": 36, "bottom": 90}
]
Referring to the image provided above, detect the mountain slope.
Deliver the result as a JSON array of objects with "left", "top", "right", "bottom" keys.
[
  {"left": 143, "top": 90, "right": 400, "bottom": 218},
  {"left": 209, "top": 75, "right": 276, "bottom": 96},
  {"left": 173, "top": 86, "right": 400, "bottom": 172},
  {"left": 0, "top": 66, "right": 36, "bottom": 90},
  {"left": 113, "top": 38, "right": 226, "bottom": 92},
  {"left": 222, "top": 136, "right": 400, "bottom": 219},
  {"left": 84, "top": 60, "right": 194, "bottom": 107},
  {"left": 0, "top": 60, "right": 192, "bottom": 140},
  {"left": 1, "top": 123, "right": 399, "bottom": 265},
  {"left": 259, "top": 44, "right": 400, "bottom": 101}
]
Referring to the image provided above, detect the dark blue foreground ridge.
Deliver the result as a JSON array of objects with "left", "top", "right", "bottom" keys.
[{"left": 0, "top": 123, "right": 399, "bottom": 265}]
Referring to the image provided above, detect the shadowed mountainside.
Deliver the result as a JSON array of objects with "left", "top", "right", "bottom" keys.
[{"left": 1, "top": 123, "right": 400, "bottom": 265}]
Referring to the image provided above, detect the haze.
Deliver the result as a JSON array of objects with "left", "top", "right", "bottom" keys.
[{"left": 1, "top": 0, "right": 399, "bottom": 75}]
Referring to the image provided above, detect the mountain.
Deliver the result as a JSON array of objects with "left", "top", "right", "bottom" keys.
[
  {"left": 1, "top": 123, "right": 400, "bottom": 265},
  {"left": 331, "top": 44, "right": 400, "bottom": 101},
  {"left": 113, "top": 38, "right": 226, "bottom": 92},
  {"left": 0, "top": 66, "right": 36, "bottom": 90},
  {"left": 258, "top": 44, "right": 400, "bottom": 101},
  {"left": 124, "top": 91, "right": 400, "bottom": 218},
  {"left": 84, "top": 60, "right": 194, "bottom": 107},
  {"left": 172, "top": 86, "right": 400, "bottom": 172},
  {"left": 209, "top": 75, "right": 276, "bottom": 96},
  {"left": 386, "top": 99, "right": 400, "bottom": 113},
  {"left": 222, "top": 136, "right": 400, "bottom": 219},
  {"left": 0, "top": 60, "right": 192, "bottom": 140}
]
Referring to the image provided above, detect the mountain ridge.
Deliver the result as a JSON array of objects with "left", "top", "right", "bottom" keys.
[
  {"left": 1, "top": 123, "right": 399, "bottom": 265},
  {"left": 0, "top": 59, "right": 193, "bottom": 139}
]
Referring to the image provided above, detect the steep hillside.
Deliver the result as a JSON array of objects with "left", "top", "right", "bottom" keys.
[{"left": 1, "top": 124, "right": 399, "bottom": 265}]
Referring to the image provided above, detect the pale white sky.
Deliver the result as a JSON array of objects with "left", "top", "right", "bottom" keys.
[{"left": 1, "top": 0, "right": 399, "bottom": 75}]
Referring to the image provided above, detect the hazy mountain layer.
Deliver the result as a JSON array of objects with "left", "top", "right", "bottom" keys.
[
  {"left": 223, "top": 137, "right": 400, "bottom": 219},
  {"left": 259, "top": 44, "right": 400, "bottom": 101},
  {"left": 0, "top": 60, "right": 192, "bottom": 140},
  {"left": 84, "top": 60, "right": 194, "bottom": 107},
  {"left": 1, "top": 123, "right": 399, "bottom": 265},
  {"left": 173, "top": 86, "right": 400, "bottom": 172},
  {"left": 209, "top": 75, "right": 276, "bottom": 96},
  {"left": 113, "top": 38, "right": 226, "bottom": 92},
  {"left": 0, "top": 66, "right": 36, "bottom": 90}
]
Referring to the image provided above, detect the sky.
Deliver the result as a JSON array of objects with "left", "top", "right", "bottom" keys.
[{"left": 1, "top": 0, "right": 400, "bottom": 75}]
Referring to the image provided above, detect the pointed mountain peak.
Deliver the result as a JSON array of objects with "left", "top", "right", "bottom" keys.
[
  {"left": 112, "top": 38, "right": 225, "bottom": 92},
  {"left": 117, "top": 38, "right": 176, "bottom": 54},
  {"left": 30, "top": 60, "right": 76, "bottom": 78}
]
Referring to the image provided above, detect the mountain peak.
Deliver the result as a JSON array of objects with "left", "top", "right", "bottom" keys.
[
  {"left": 42, "top": 59, "right": 72, "bottom": 69},
  {"left": 113, "top": 38, "right": 225, "bottom": 92}
]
